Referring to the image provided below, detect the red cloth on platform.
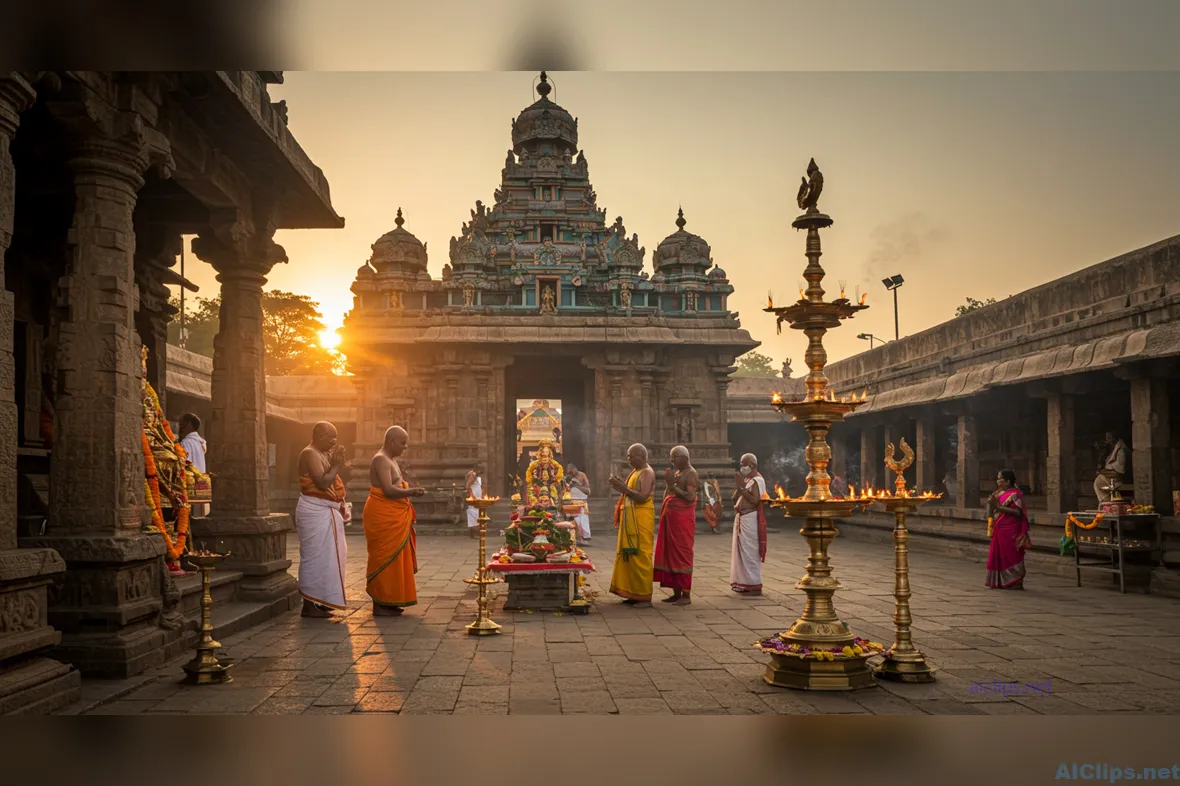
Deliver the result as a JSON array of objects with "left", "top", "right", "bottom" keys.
[{"left": 654, "top": 495, "right": 696, "bottom": 591}]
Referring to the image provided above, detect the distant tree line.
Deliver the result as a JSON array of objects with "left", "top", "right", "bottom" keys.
[{"left": 167, "top": 290, "right": 343, "bottom": 375}]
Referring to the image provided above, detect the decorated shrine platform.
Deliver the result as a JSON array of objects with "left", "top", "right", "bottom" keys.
[{"left": 487, "top": 555, "right": 595, "bottom": 614}]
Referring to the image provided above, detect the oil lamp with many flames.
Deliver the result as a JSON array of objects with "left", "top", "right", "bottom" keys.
[{"left": 756, "top": 158, "right": 881, "bottom": 691}]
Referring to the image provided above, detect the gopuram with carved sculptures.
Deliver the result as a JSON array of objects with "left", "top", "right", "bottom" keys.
[{"left": 342, "top": 72, "right": 757, "bottom": 525}]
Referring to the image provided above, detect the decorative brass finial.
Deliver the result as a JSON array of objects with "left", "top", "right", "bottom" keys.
[
  {"left": 676, "top": 206, "right": 686, "bottom": 230},
  {"left": 395, "top": 208, "right": 404, "bottom": 228},
  {"left": 885, "top": 438, "right": 915, "bottom": 495},
  {"left": 796, "top": 157, "right": 824, "bottom": 211},
  {"left": 537, "top": 71, "right": 551, "bottom": 98}
]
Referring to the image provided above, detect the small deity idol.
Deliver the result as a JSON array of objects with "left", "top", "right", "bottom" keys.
[
  {"left": 525, "top": 438, "right": 564, "bottom": 507},
  {"left": 540, "top": 286, "right": 556, "bottom": 314}
]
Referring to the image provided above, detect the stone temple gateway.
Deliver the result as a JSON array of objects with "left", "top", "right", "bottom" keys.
[{"left": 343, "top": 73, "right": 757, "bottom": 524}]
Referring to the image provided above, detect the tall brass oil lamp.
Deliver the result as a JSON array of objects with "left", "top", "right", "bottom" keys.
[
  {"left": 872, "top": 440, "right": 940, "bottom": 683},
  {"left": 181, "top": 548, "right": 233, "bottom": 685},
  {"left": 464, "top": 494, "right": 503, "bottom": 636},
  {"left": 756, "top": 159, "right": 878, "bottom": 691}
]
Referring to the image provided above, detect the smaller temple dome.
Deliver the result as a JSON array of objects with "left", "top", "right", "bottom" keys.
[
  {"left": 511, "top": 71, "right": 578, "bottom": 154},
  {"left": 370, "top": 208, "right": 428, "bottom": 273},
  {"left": 652, "top": 208, "right": 713, "bottom": 279},
  {"left": 709, "top": 266, "right": 727, "bottom": 279}
]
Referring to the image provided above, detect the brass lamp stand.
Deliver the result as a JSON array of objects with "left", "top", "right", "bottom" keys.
[
  {"left": 873, "top": 441, "right": 939, "bottom": 683},
  {"left": 181, "top": 551, "right": 233, "bottom": 685},
  {"left": 760, "top": 159, "right": 876, "bottom": 691},
  {"left": 464, "top": 496, "right": 502, "bottom": 636}
]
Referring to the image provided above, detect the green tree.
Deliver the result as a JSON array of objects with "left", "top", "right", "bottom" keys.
[
  {"left": 734, "top": 351, "right": 777, "bottom": 377},
  {"left": 955, "top": 296, "right": 997, "bottom": 317},
  {"left": 168, "top": 290, "right": 341, "bottom": 375}
]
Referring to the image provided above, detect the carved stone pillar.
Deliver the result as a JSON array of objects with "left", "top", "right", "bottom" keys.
[
  {"left": 31, "top": 98, "right": 178, "bottom": 677},
  {"left": 859, "top": 424, "right": 880, "bottom": 490},
  {"left": 191, "top": 217, "right": 297, "bottom": 607},
  {"left": 828, "top": 432, "right": 847, "bottom": 481},
  {"left": 1131, "top": 377, "right": 1172, "bottom": 513},
  {"left": 0, "top": 72, "right": 80, "bottom": 712},
  {"left": 133, "top": 226, "right": 180, "bottom": 409},
  {"left": 1045, "top": 392, "right": 1076, "bottom": 514},
  {"left": 956, "top": 414, "right": 980, "bottom": 509},
  {"left": 915, "top": 415, "right": 936, "bottom": 493}
]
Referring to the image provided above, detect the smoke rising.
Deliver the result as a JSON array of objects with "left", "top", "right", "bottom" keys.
[{"left": 863, "top": 212, "right": 948, "bottom": 282}]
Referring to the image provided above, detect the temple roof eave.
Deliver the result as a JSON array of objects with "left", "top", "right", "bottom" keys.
[
  {"left": 841, "top": 327, "right": 1158, "bottom": 417},
  {"left": 209, "top": 71, "right": 345, "bottom": 230}
]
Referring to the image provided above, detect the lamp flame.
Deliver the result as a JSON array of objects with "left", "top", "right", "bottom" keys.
[
  {"left": 859, "top": 293, "right": 868, "bottom": 305},
  {"left": 768, "top": 291, "right": 774, "bottom": 308},
  {"left": 771, "top": 391, "right": 783, "bottom": 405},
  {"left": 774, "top": 485, "right": 787, "bottom": 500}
]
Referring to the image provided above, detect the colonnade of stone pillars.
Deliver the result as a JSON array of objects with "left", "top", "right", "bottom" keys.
[
  {"left": 26, "top": 104, "right": 179, "bottom": 677},
  {"left": 190, "top": 222, "right": 297, "bottom": 604},
  {"left": 0, "top": 72, "right": 80, "bottom": 711}
]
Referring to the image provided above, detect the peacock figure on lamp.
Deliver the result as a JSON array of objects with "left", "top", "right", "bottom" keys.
[{"left": 754, "top": 159, "right": 885, "bottom": 691}]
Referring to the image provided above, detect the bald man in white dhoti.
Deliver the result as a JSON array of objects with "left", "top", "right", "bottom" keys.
[
  {"left": 730, "top": 453, "right": 768, "bottom": 595},
  {"left": 296, "top": 422, "right": 351, "bottom": 617}
]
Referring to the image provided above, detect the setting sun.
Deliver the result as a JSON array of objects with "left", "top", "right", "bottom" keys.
[{"left": 319, "top": 328, "right": 341, "bottom": 350}]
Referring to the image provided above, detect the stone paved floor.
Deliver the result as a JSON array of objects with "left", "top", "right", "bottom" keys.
[{"left": 66, "top": 528, "right": 1180, "bottom": 714}]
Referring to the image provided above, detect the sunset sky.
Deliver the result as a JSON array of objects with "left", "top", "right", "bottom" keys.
[{"left": 173, "top": 68, "right": 1180, "bottom": 367}]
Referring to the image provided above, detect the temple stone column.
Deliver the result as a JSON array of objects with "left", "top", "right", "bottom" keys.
[
  {"left": 915, "top": 415, "right": 936, "bottom": 493},
  {"left": 859, "top": 424, "right": 880, "bottom": 490},
  {"left": 828, "top": 432, "right": 847, "bottom": 481},
  {"left": 956, "top": 414, "right": 980, "bottom": 509},
  {"left": 1045, "top": 392, "right": 1076, "bottom": 514},
  {"left": 133, "top": 226, "right": 180, "bottom": 409},
  {"left": 30, "top": 104, "right": 177, "bottom": 677},
  {"left": 1130, "top": 377, "right": 1172, "bottom": 513},
  {"left": 0, "top": 72, "right": 80, "bottom": 711},
  {"left": 191, "top": 219, "right": 297, "bottom": 607}
]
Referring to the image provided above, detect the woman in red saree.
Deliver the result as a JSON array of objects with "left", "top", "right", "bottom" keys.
[{"left": 986, "top": 469, "right": 1031, "bottom": 589}]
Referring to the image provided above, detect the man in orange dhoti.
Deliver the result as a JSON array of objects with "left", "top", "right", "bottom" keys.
[
  {"left": 365, "top": 426, "right": 427, "bottom": 616},
  {"left": 653, "top": 445, "right": 699, "bottom": 606}
]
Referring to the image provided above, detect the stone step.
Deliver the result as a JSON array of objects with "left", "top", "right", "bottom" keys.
[{"left": 173, "top": 568, "right": 243, "bottom": 619}]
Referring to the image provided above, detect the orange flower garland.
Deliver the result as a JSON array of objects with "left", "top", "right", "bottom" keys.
[{"left": 141, "top": 385, "right": 191, "bottom": 562}]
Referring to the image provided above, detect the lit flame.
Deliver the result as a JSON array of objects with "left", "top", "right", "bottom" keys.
[
  {"left": 849, "top": 484, "right": 855, "bottom": 499},
  {"left": 859, "top": 293, "right": 868, "bottom": 305},
  {"left": 768, "top": 293, "right": 774, "bottom": 308},
  {"left": 771, "top": 391, "right": 783, "bottom": 405},
  {"left": 860, "top": 390, "right": 867, "bottom": 401},
  {"left": 799, "top": 288, "right": 805, "bottom": 300},
  {"left": 774, "top": 485, "right": 787, "bottom": 500}
]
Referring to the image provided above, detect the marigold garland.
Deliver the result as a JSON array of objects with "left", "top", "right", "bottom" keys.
[
  {"left": 1064, "top": 513, "right": 1103, "bottom": 538},
  {"left": 141, "top": 385, "right": 191, "bottom": 562},
  {"left": 987, "top": 516, "right": 994, "bottom": 538}
]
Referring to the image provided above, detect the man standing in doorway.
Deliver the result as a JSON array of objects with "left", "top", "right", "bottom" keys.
[
  {"left": 653, "top": 445, "right": 699, "bottom": 605},
  {"left": 566, "top": 463, "right": 591, "bottom": 544},
  {"left": 1094, "top": 431, "right": 1127, "bottom": 503},
  {"left": 465, "top": 463, "right": 483, "bottom": 538},
  {"left": 178, "top": 413, "right": 209, "bottom": 518}
]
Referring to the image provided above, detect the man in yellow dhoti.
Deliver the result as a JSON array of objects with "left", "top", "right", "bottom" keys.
[
  {"left": 607, "top": 443, "right": 656, "bottom": 605},
  {"left": 365, "top": 426, "right": 427, "bottom": 616}
]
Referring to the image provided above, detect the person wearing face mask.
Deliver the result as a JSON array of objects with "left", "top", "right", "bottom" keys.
[{"left": 729, "top": 453, "right": 768, "bottom": 595}]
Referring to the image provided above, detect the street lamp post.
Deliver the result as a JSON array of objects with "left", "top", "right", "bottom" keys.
[
  {"left": 882, "top": 274, "right": 904, "bottom": 341},
  {"left": 857, "top": 332, "right": 880, "bottom": 349}
]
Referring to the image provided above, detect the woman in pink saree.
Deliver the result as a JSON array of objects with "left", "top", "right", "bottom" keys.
[{"left": 986, "top": 469, "right": 1032, "bottom": 589}]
